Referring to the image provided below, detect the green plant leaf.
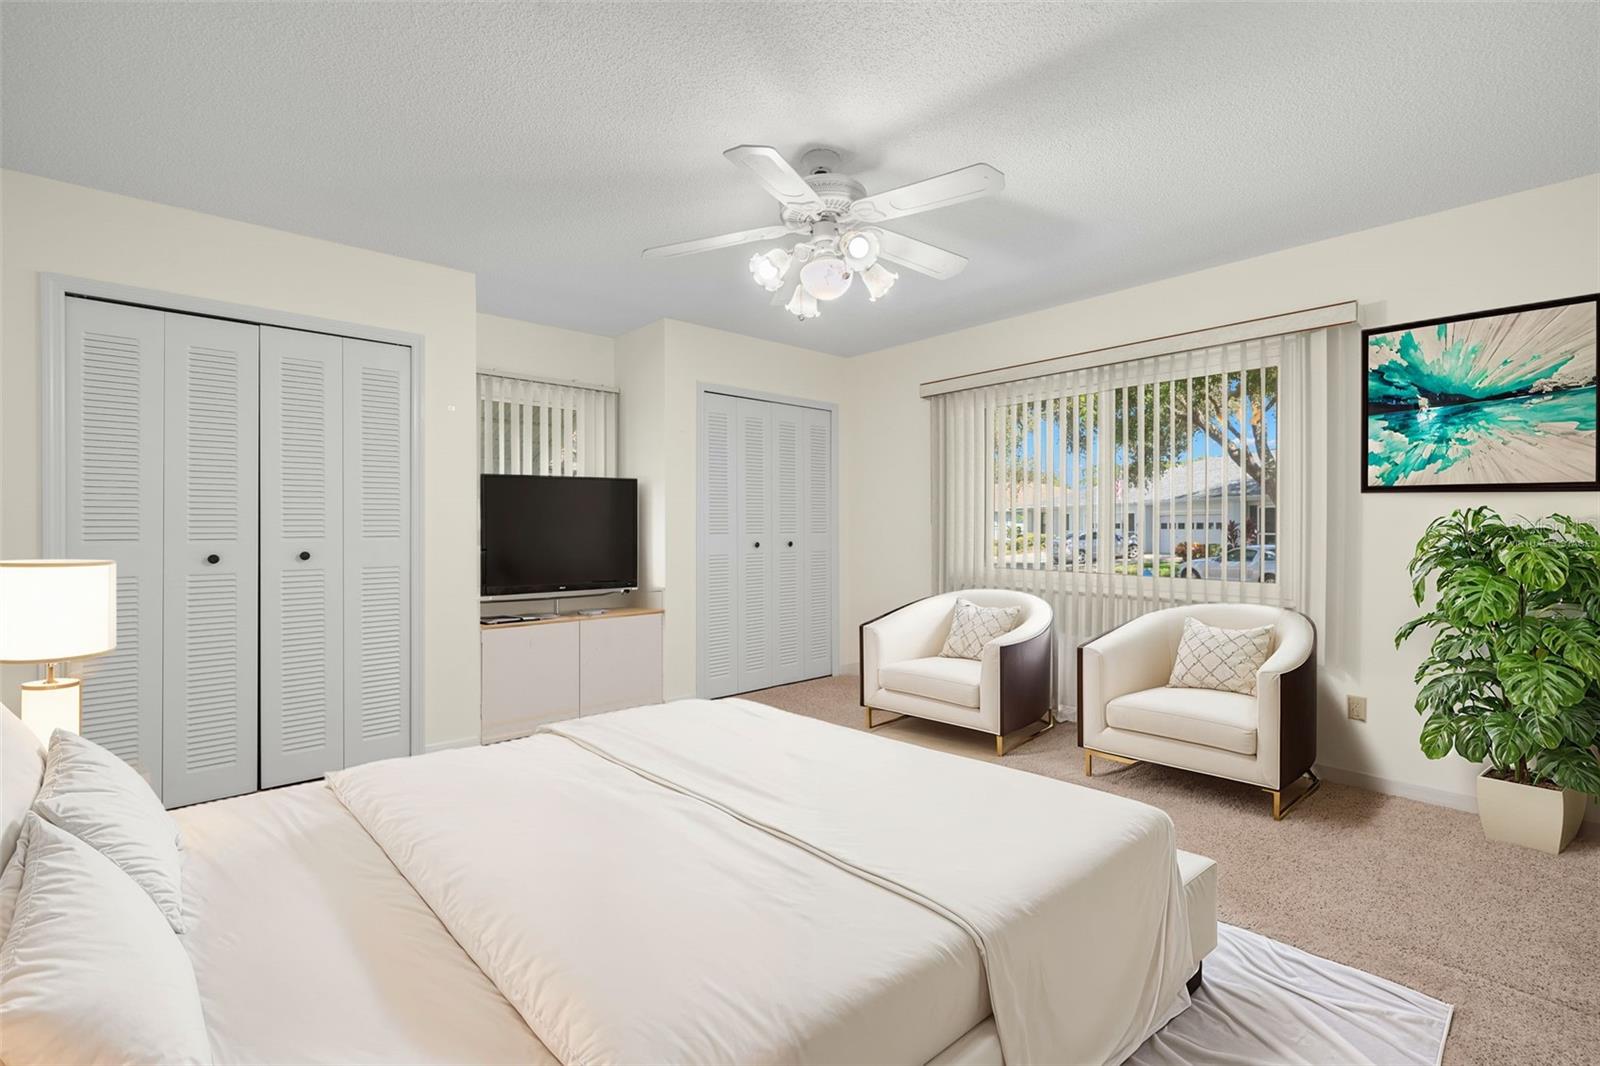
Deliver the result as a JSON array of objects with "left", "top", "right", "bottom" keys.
[
  {"left": 1500, "top": 538, "right": 1569, "bottom": 592},
  {"left": 1439, "top": 565, "right": 1520, "bottom": 627},
  {"left": 1545, "top": 620, "right": 1600, "bottom": 680},
  {"left": 1498, "top": 653, "right": 1589, "bottom": 716},
  {"left": 1452, "top": 715, "right": 1489, "bottom": 762},
  {"left": 1419, "top": 713, "right": 1455, "bottom": 759},
  {"left": 1430, "top": 631, "right": 1481, "bottom": 661},
  {"left": 1417, "top": 672, "right": 1470, "bottom": 712},
  {"left": 1484, "top": 709, "right": 1536, "bottom": 766},
  {"left": 1535, "top": 746, "right": 1600, "bottom": 799},
  {"left": 1495, "top": 618, "right": 1547, "bottom": 656},
  {"left": 1394, "top": 613, "right": 1441, "bottom": 649},
  {"left": 1556, "top": 700, "right": 1600, "bottom": 746}
]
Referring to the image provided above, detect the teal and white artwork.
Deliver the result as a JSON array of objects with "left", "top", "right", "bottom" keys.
[{"left": 1364, "top": 295, "right": 1598, "bottom": 491}]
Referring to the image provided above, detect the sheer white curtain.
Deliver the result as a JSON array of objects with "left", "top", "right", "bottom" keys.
[
  {"left": 477, "top": 373, "right": 618, "bottom": 476},
  {"left": 931, "top": 331, "right": 1324, "bottom": 713}
]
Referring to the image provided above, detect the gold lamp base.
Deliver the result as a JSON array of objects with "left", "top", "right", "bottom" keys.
[{"left": 18, "top": 662, "right": 81, "bottom": 745}]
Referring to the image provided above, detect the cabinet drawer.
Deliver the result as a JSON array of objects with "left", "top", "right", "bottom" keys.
[
  {"left": 579, "top": 614, "right": 664, "bottom": 715},
  {"left": 481, "top": 622, "right": 581, "bottom": 742}
]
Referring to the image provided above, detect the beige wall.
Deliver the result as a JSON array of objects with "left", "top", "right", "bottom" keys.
[
  {"left": 477, "top": 311, "right": 615, "bottom": 387},
  {"left": 842, "top": 173, "right": 1600, "bottom": 810},
  {"left": 1, "top": 170, "right": 483, "bottom": 749},
  {"left": 656, "top": 320, "right": 851, "bottom": 698}
]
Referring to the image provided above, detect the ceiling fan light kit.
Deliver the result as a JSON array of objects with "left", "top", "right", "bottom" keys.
[{"left": 643, "top": 145, "right": 1004, "bottom": 321}]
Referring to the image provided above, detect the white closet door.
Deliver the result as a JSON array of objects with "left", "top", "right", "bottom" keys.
[
  {"left": 697, "top": 391, "right": 741, "bottom": 698},
  {"left": 735, "top": 398, "right": 775, "bottom": 692},
  {"left": 259, "top": 327, "right": 344, "bottom": 787},
  {"left": 770, "top": 404, "right": 806, "bottom": 686},
  {"left": 801, "top": 407, "right": 834, "bottom": 679},
  {"left": 342, "top": 338, "right": 412, "bottom": 767},
  {"left": 62, "top": 298, "right": 165, "bottom": 791},
  {"left": 161, "top": 313, "right": 260, "bottom": 808}
]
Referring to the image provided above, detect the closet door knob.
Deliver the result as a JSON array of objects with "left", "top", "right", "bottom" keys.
[
  {"left": 787, "top": 540, "right": 794, "bottom": 548},
  {"left": 298, "top": 551, "right": 311, "bottom": 561},
  {"left": 754, "top": 541, "right": 761, "bottom": 549},
  {"left": 205, "top": 554, "right": 220, "bottom": 565}
]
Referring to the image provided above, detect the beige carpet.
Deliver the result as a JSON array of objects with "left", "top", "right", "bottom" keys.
[{"left": 745, "top": 675, "right": 1600, "bottom": 1066}]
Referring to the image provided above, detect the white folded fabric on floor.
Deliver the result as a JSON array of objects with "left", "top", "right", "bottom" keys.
[{"left": 1130, "top": 923, "right": 1453, "bottom": 1066}]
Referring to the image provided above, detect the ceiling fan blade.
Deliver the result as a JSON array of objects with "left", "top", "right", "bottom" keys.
[
  {"left": 642, "top": 224, "right": 793, "bottom": 260},
  {"left": 875, "top": 229, "right": 968, "bottom": 280},
  {"left": 724, "top": 145, "right": 826, "bottom": 215},
  {"left": 847, "top": 163, "right": 1004, "bottom": 223}
]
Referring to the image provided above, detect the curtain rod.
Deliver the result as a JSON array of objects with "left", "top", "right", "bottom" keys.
[
  {"left": 478, "top": 366, "right": 620, "bottom": 395},
  {"left": 918, "top": 299, "right": 1358, "bottom": 398}
]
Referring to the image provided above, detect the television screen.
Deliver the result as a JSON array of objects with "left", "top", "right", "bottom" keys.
[{"left": 480, "top": 475, "right": 638, "bottom": 597}]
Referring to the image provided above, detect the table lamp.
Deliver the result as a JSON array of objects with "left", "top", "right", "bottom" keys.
[{"left": 0, "top": 560, "right": 117, "bottom": 744}]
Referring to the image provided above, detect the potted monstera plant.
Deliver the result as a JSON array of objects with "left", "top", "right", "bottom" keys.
[{"left": 1397, "top": 507, "right": 1600, "bottom": 854}]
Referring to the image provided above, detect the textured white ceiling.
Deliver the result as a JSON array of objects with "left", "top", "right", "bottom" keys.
[{"left": 4, "top": 2, "right": 1597, "bottom": 356}]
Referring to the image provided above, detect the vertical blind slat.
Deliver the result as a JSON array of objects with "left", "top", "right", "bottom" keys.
[{"left": 476, "top": 374, "right": 617, "bottom": 479}]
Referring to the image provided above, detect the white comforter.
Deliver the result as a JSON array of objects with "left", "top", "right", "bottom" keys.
[{"left": 329, "top": 699, "right": 1193, "bottom": 1065}]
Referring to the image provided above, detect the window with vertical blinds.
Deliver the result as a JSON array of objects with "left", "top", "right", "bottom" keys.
[
  {"left": 477, "top": 373, "right": 618, "bottom": 477},
  {"left": 931, "top": 332, "right": 1320, "bottom": 711}
]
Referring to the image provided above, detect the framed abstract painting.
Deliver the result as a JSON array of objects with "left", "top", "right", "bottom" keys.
[{"left": 1363, "top": 293, "right": 1599, "bottom": 492}]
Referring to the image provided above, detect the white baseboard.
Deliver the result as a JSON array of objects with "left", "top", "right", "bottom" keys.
[
  {"left": 1312, "top": 764, "right": 1477, "bottom": 813},
  {"left": 1314, "top": 763, "right": 1600, "bottom": 823},
  {"left": 424, "top": 734, "right": 480, "bottom": 754}
]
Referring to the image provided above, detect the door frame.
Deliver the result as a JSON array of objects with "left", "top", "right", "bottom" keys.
[
  {"left": 695, "top": 383, "right": 839, "bottom": 697},
  {"left": 39, "top": 273, "right": 427, "bottom": 760}
]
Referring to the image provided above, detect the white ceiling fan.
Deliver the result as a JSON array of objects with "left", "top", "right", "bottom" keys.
[{"left": 643, "top": 146, "right": 1004, "bottom": 320}]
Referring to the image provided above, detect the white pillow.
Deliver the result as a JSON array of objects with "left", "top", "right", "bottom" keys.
[
  {"left": 939, "top": 598, "right": 1023, "bottom": 660},
  {"left": 32, "top": 729, "right": 186, "bottom": 932},
  {"left": 0, "top": 816, "right": 27, "bottom": 946},
  {"left": 0, "top": 814, "right": 212, "bottom": 1066},
  {"left": 1168, "top": 616, "right": 1274, "bottom": 695},
  {"left": 1, "top": 704, "right": 46, "bottom": 874}
]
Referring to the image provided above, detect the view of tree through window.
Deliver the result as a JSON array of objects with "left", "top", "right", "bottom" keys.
[{"left": 989, "top": 366, "right": 1278, "bottom": 583}]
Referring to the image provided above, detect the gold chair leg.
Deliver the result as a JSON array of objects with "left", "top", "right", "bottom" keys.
[
  {"left": 863, "top": 706, "right": 904, "bottom": 731},
  {"left": 995, "top": 714, "right": 1054, "bottom": 757},
  {"left": 1082, "top": 747, "right": 1138, "bottom": 776},
  {"left": 1266, "top": 770, "right": 1321, "bottom": 820}
]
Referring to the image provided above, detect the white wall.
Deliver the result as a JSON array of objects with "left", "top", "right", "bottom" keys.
[
  {"left": 477, "top": 311, "right": 614, "bottom": 387},
  {"left": 0, "top": 170, "right": 484, "bottom": 749},
  {"left": 614, "top": 321, "right": 668, "bottom": 596},
  {"left": 844, "top": 174, "right": 1600, "bottom": 811}
]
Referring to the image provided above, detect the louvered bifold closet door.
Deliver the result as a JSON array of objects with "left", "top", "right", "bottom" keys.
[
  {"left": 161, "top": 313, "right": 260, "bottom": 808},
  {"left": 800, "top": 407, "right": 833, "bottom": 680},
  {"left": 698, "top": 391, "right": 741, "bottom": 698},
  {"left": 342, "top": 339, "right": 412, "bottom": 767},
  {"left": 260, "top": 327, "right": 344, "bottom": 788},
  {"left": 63, "top": 298, "right": 165, "bottom": 790},
  {"left": 735, "top": 398, "right": 775, "bottom": 693},
  {"left": 771, "top": 404, "right": 806, "bottom": 686}
]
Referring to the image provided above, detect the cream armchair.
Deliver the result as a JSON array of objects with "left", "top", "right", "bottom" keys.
[
  {"left": 860, "top": 590, "right": 1054, "bottom": 755},
  {"left": 1077, "top": 604, "right": 1318, "bottom": 819}
]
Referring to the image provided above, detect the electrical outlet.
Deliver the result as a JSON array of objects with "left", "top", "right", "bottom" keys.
[{"left": 1347, "top": 695, "right": 1368, "bottom": 722}]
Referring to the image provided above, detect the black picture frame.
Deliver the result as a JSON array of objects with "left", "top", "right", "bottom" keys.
[{"left": 1361, "top": 292, "right": 1600, "bottom": 493}]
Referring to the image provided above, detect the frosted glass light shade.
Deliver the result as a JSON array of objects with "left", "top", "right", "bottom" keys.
[
  {"left": 862, "top": 263, "right": 899, "bottom": 301},
  {"left": 0, "top": 560, "right": 117, "bottom": 663},
  {"left": 799, "top": 256, "right": 853, "bottom": 301}
]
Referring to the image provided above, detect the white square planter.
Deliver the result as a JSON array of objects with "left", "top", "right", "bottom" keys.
[{"left": 1476, "top": 770, "right": 1587, "bottom": 855}]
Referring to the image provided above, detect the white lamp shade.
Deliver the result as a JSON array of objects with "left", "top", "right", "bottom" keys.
[{"left": 0, "top": 560, "right": 117, "bottom": 663}]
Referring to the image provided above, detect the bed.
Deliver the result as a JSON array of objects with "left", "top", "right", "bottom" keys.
[{"left": 10, "top": 698, "right": 1218, "bottom": 1065}]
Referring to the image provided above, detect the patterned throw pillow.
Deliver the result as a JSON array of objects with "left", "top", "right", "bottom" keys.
[
  {"left": 1168, "top": 617, "right": 1274, "bottom": 695},
  {"left": 939, "top": 598, "right": 1023, "bottom": 660}
]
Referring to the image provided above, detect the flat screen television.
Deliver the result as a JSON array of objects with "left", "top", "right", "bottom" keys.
[{"left": 480, "top": 475, "right": 638, "bottom": 599}]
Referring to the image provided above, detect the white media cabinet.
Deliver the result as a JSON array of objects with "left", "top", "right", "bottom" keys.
[{"left": 480, "top": 607, "right": 665, "bottom": 743}]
